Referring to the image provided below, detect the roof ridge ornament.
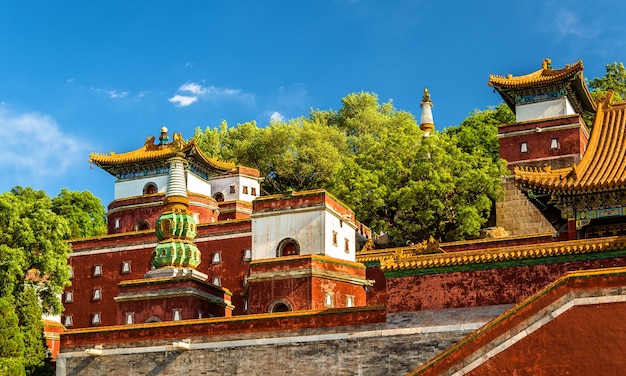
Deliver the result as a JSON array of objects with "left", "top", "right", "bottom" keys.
[{"left": 543, "top": 58, "right": 552, "bottom": 70}]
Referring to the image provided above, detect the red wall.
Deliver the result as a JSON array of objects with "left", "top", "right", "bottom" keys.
[
  {"left": 470, "top": 303, "right": 626, "bottom": 375},
  {"left": 66, "top": 220, "right": 252, "bottom": 328},
  {"left": 498, "top": 115, "right": 588, "bottom": 168},
  {"left": 247, "top": 256, "right": 367, "bottom": 313},
  {"left": 386, "top": 256, "right": 626, "bottom": 312},
  {"left": 61, "top": 306, "right": 386, "bottom": 348},
  {"left": 107, "top": 194, "right": 219, "bottom": 234}
]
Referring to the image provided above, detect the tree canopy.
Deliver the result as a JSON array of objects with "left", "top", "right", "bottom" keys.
[
  {"left": 51, "top": 188, "right": 107, "bottom": 239},
  {"left": 589, "top": 61, "right": 626, "bottom": 101},
  {"left": 196, "top": 92, "right": 507, "bottom": 244},
  {"left": 0, "top": 186, "right": 97, "bottom": 375}
]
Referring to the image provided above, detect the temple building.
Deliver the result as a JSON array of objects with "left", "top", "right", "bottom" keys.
[{"left": 56, "top": 60, "right": 626, "bottom": 375}]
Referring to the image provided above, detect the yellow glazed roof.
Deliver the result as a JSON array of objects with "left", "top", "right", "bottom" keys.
[
  {"left": 488, "top": 58, "right": 596, "bottom": 116},
  {"left": 89, "top": 132, "right": 235, "bottom": 172},
  {"left": 488, "top": 59, "right": 584, "bottom": 88},
  {"left": 380, "top": 236, "right": 626, "bottom": 272},
  {"left": 515, "top": 93, "right": 626, "bottom": 193}
]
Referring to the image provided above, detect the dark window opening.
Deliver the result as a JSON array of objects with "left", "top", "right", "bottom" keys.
[
  {"left": 143, "top": 182, "right": 158, "bottom": 195},
  {"left": 277, "top": 238, "right": 300, "bottom": 257}
]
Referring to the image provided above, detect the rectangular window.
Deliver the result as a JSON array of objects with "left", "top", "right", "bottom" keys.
[
  {"left": 212, "top": 252, "right": 221, "bottom": 264},
  {"left": 332, "top": 231, "right": 338, "bottom": 246},
  {"left": 91, "top": 312, "right": 101, "bottom": 325},
  {"left": 114, "top": 218, "right": 120, "bottom": 229},
  {"left": 197, "top": 310, "right": 203, "bottom": 319},
  {"left": 92, "top": 288, "right": 101, "bottom": 300},
  {"left": 172, "top": 309, "right": 182, "bottom": 321},
  {"left": 324, "top": 292, "right": 333, "bottom": 307},
  {"left": 122, "top": 261, "right": 131, "bottom": 274},
  {"left": 251, "top": 187, "right": 257, "bottom": 196},
  {"left": 212, "top": 276, "right": 221, "bottom": 286},
  {"left": 93, "top": 264, "right": 102, "bottom": 277},
  {"left": 346, "top": 295, "right": 355, "bottom": 308},
  {"left": 229, "top": 185, "right": 236, "bottom": 194},
  {"left": 243, "top": 300, "right": 248, "bottom": 312},
  {"left": 64, "top": 315, "right": 73, "bottom": 327},
  {"left": 243, "top": 249, "right": 252, "bottom": 261},
  {"left": 520, "top": 142, "right": 528, "bottom": 153},
  {"left": 192, "top": 212, "right": 200, "bottom": 223},
  {"left": 550, "top": 138, "right": 559, "bottom": 150},
  {"left": 243, "top": 186, "right": 248, "bottom": 194},
  {"left": 125, "top": 312, "right": 134, "bottom": 325},
  {"left": 68, "top": 266, "right": 74, "bottom": 279},
  {"left": 344, "top": 238, "right": 350, "bottom": 253},
  {"left": 64, "top": 291, "right": 74, "bottom": 303}
]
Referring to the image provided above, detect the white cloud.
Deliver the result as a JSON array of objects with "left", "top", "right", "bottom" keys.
[
  {"left": 0, "top": 108, "right": 91, "bottom": 184},
  {"left": 269, "top": 111, "right": 285, "bottom": 122},
  {"left": 541, "top": 3, "right": 599, "bottom": 41},
  {"left": 168, "top": 95, "right": 198, "bottom": 107},
  {"left": 179, "top": 82, "right": 207, "bottom": 95},
  {"left": 107, "top": 90, "right": 129, "bottom": 99},
  {"left": 169, "top": 82, "right": 254, "bottom": 107},
  {"left": 90, "top": 87, "right": 131, "bottom": 99}
]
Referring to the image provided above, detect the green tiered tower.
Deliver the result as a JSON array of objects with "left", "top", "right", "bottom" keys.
[{"left": 151, "top": 154, "right": 202, "bottom": 269}]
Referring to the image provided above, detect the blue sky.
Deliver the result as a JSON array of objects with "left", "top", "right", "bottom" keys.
[{"left": 1, "top": 0, "right": 625, "bottom": 206}]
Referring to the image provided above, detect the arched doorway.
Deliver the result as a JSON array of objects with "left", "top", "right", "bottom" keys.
[
  {"left": 269, "top": 299, "right": 293, "bottom": 313},
  {"left": 276, "top": 238, "right": 300, "bottom": 257},
  {"left": 136, "top": 220, "right": 150, "bottom": 231},
  {"left": 143, "top": 182, "right": 158, "bottom": 195}
]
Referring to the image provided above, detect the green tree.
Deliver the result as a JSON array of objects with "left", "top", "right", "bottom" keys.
[
  {"left": 195, "top": 92, "right": 505, "bottom": 244},
  {"left": 0, "top": 297, "right": 25, "bottom": 376},
  {"left": 390, "top": 133, "right": 504, "bottom": 242},
  {"left": 196, "top": 118, "right": 347, "bottom": 194},
  {"left": 444, "top": 103, "right": 514, "bottom": 163},
  {"left": 589, "top": 61, "right": 626, "bottom": 101},
  {"left": 51, "top": 188, "right": 107, "bottom": 239},
  {"left": 16, "top": 287, "right": 48, "bottom": 375},
  {"left": 0, "top": 187, "right": 72, "bottom": 315}
]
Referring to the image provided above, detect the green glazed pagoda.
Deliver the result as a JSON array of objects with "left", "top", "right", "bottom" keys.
[{"left": 151, "top": 154, "right": 202, "bottom": 269}]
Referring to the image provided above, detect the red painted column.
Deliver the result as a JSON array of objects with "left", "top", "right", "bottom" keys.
[{"left": 568, "top": 219, "right": 577, "bottom": 240}]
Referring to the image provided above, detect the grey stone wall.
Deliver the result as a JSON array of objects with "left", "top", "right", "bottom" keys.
[
  {"left": 58, "top": 306, "right": 510, "bottom": 376},
  {"left": 58, "top": 331, "right": 467, "bottom": 376},
  {"left": 496, "top": 176, "right": 554, "bottom": 236}
]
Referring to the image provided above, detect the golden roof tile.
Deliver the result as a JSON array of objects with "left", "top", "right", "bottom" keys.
[
  {"left": 488, "top": 59, "right": 584, "bottom": 88},
  {"left": 380, "top": 236, "right": 626, "bottom": 272},
  {"left": 489, "top": 58, "right": 596, "bottom": 116},
  {"left": 515, "top": 93, "right": 626, "bottom": 193},
  {"left": 89, "top": 132, "right": 236, "bottom": 173}
]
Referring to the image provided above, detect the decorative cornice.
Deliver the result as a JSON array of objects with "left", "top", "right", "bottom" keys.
[
  {"left": 247, "top": 267, "right": 372, "bottom": 286},
  {"left": 379, "top": 236, "right": 626, "bottom": 275},
  {"left": 114, "top": 287, "right": 234, "bottom": 309}
]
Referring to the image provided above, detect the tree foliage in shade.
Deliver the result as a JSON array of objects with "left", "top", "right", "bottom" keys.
[
  {"left": 0, "top": 297, "right": 25, "bottom": 376},
  {"left": 16, "top": 287, "right": 48, "bottom": 375},
  {"left": 51, "top": 188, "right": 107, "bottom": 239},
  {"left": 195, "top": 92, "right": 506, "bottom": 244}
]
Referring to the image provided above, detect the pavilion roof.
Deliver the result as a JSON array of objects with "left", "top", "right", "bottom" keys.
[
  {"left": 515, "top": 94, "right": 626, "bottom": 194},
  {"left": 89, "top": 132, "right": 236, "bottom": 176},
  {"left": 488, "top": 58, "right": 596, "bottom": 115}
]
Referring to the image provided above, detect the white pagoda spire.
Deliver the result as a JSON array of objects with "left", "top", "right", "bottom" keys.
[{"left": 420, "top": 88, "right": 435, "bottom": 135}]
